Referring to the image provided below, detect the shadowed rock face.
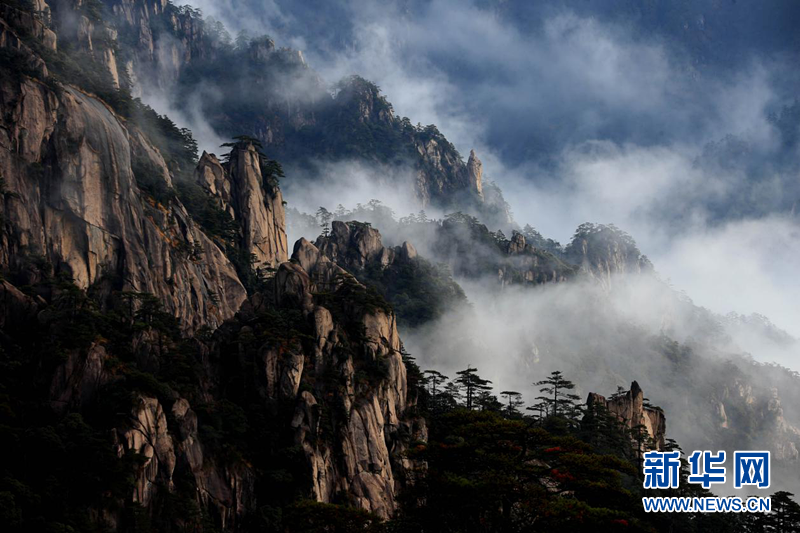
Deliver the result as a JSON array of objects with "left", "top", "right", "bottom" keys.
[
  {"left": 588, "top": 381, "right": 667, "bottom": 451},
  {"left": 275, "top": 262, "right": 415, "bottom": 517},
  {"left": 313, "top": 220, "right": 416, "bottom": 273},
  {"left": 0, "top": 6, "right": 420, "bottom": 518},
  {"left": 0, "top": 69, "right": 246, "bottom": 332},
  {"left": 195, "top": 145, "right": 289, "bottom": 269}
]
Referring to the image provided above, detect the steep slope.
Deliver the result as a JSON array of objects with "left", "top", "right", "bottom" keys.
[
  {"left": 88, "top": 0, "right": 493, "bottom": 214},
  {"left": 0, "top": 2, "right": 423, "bottom": 529},
  {"left": 195, "top": 147, "right": 288, "bottom": 270},
  {"left": 0, "top": 16, "right": 246, "bottom": 332}
]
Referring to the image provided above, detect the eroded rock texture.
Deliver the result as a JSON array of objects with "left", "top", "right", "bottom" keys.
[
  {"left": 0, "top": 73, "right": 246, "bottom": 332},
  {"left": 588, "top": 381, "right": 667, "bottom": 451},
  {"left": 196, "top": 146, "right": 288, "bottom": 269}
]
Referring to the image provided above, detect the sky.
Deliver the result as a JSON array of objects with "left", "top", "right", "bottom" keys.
[
  {"left": 176, "top": 0, "right": 800, "bottom": 342},
  {"left": 158, "top": 2, "right": 800, "bottom": 481}
]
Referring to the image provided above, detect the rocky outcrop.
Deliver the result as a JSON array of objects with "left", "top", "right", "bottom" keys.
[
  {"left": 313, "top": 220, "right": 414, "bottom": 273},
  {"left": 226, "top": 144, "right": 288, "bottom": 268},
  {"left": 412, "top": 131, "right": 485, "bottom": 208},
  {"left": 466, "top": 149, "right": 484, "bottom": 200},
  {"left": 0, "top": 71, "right": 246, "bottom": 331},
  {"left": 565, "top": 223, "right": 653, "bottom": 288},
  {"left": 587, "top": 381, "right": 667, "bottom": 451},
  {"left": 195, "top": 145, "right": 288, "bottom": 269},
  {"left": 214, "top": 249, "right": 422, "bottom": 519},
  {"left": 498, "top": 231, "right": 574, "bottom": 285}
]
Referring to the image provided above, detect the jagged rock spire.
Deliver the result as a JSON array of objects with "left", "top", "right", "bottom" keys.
[
  {"left": 467, "top": 149, "right": 484, "bottom": 200},
  {"left": 587, "top": 381, "right": 667, "bottom": 451},
  {"left": 196, "top": 144, "right": 289, "bottom": 269}
]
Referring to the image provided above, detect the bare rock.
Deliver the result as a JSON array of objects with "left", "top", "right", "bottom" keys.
[
  {"left": 0, "top": 77, "right": 246, "bottom": 332},
  {"left": 227, "top": 143, "right": 288, "bottom": 268},
  {"left": 466, "top": 149, "right": 484, "bottom": 199},
  {"left": 115, "top": 395, "right": 177, "bottom": 506},
  {"left": 587, "top": 381, "right": 667, "bottom": 451}
]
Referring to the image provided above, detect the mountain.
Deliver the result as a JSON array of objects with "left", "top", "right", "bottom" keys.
[
  {"left": 92, "top": 0, "right": 503, "bottom": 220},
  {"left": 2, "top": 1, "right": 800, "bottom": 531},
  {"left": 0, "top": 2, "right": 421, "bottom": 525}
]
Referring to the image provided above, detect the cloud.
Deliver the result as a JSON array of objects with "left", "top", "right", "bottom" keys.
[
  {"left": 172, "top": 0, "right": 800, "bottom": 352},
  {"left": 656, "top": 216, "right": 800, "bottom": 345},
  {"left": 175, "top": 0, "right": 297, "bottom": 45}
]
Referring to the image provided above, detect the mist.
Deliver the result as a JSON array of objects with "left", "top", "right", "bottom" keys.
[
  {"left": 165, "top": 0, "right": 800, "bottom": 346},
  {"left": 400, "top": 270, "right": 800, "bottom": 491},
  {"left": 153, "top": 0, "right": 800, "bottom": 493}
]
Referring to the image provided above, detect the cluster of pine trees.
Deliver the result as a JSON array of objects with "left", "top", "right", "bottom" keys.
[{"left": 370, "top": 365, "right": 800, "bottom": 533}]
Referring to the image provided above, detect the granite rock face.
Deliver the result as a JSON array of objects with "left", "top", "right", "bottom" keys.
[
  {"left": 313, "top": 220, "right": 415, "bottom": 273},
  {"left": 587, "top": 381, "right": 667, "bottom": 451},
  {"left": 195, "top": 145, "right": 289, "bottom": 269},
  {"left": 0, "top": 8, "right": 419, "bottom": 518},
  {"left": 0, "top": 71, "right": 246, "bottom": 332}
]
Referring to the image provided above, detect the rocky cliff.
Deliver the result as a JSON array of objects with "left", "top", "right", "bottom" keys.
[
  {"left": 587, "top": 381, "right": 667, "bottom": 451},
  {"left": 0, "top": 30, "right": 246, "bottom": 331},
  {"left": 83, "top": 0, "right": 489, "bottom": 214},
  {"left": 313, "top": 220, "right": 417, "bottom": 273},
  {"left": 195, "top": 147, "right": 288, "bottom": 269},
  {"left": 0, "top": 2, "right": 422, "bottom": 528}
]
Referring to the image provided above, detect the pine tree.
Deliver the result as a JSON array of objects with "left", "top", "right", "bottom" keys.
[
  {"left": 455, "top": 366, "right": 493, "bottom": 410},
  {"left": 442, "top": 381, "right": 463, "bottom": 409},
  {"left": 526, "top": 399, "right": 549, "bottom": 423},
  {"left": 476, "top": 390, "right": 502, "bottom": 412},
  {"left": 500, "top": 391, "right": 524, "bottom": 418},
  {"left": 534, "top": 370, "right": 581, "bottom": 419},
  {"left": 424, "top": 370, "right": 449, "bottom": 414},
  {"left": 765, "top": 491, "right": 800, "bottom": 532},
  {"left": 316, "top": 207, "right": 332, "bottom": 237}
]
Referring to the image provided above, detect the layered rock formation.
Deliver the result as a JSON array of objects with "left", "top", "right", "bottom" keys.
[
  {"left": 196, "top": 146, "right": 288, "bottom": 269},
  {"left": 313, "top": 220, "right": 417, "bottom": 273},
  {"left": 0, "top": 68, "right": 246, "bottom": 332},
  {"left": 587, "top": 381, "right": 667, "bottom": 451},
  {"left": 565, "top": 223, "right": 654, "bottom": 288}
]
